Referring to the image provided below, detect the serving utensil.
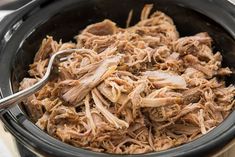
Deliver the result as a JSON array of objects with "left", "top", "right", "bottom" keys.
[{"left": 0, "top": 48, "right": 80, "bottom": 110}]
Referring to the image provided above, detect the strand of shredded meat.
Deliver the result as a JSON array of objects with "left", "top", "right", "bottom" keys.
[{"left": 20, "top": 4, "right": 235, "bottom": 154}]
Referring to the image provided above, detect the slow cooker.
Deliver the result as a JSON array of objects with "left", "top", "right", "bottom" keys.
[{"left": 0, "top": 0, "right": 235, "bottom": 156}]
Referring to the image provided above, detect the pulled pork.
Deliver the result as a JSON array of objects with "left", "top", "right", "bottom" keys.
[{"left": 20, "top": 5, "right": 235, "bottom": 154}]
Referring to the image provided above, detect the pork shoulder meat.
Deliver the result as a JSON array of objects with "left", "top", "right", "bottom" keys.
[{"left": 20, "top": 4, "right": 235, "bottom": 154}]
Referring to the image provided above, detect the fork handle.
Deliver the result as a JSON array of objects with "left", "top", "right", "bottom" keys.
[{"left": 0, "top": 76, "right": 49, "bottom": 110}]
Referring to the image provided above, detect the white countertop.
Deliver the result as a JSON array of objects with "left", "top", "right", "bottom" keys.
[{"left": 0, "top": 120, "right": 20, "bottom": 157}]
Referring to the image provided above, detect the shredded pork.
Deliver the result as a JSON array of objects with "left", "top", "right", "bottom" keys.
[{"left": 20, "top": 5, "right": 235, "bottom": 154}]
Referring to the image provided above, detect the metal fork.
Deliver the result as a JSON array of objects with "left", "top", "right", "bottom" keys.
[{"left": 0, "top": 48, "right": 81, "bottom": 110}]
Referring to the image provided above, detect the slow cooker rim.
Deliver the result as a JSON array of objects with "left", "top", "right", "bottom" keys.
[{"left": 0, "top": 0, "right": 235, "bottom": 156}]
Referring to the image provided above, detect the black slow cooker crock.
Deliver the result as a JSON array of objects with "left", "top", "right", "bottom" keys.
[{"left": 0, "top": 0, "right": 235, "bottom": 156}]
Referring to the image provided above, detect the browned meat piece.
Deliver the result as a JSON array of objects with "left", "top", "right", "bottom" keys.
[
  {"left": 173, "top": 32, "right": 212, "bottom": 56},
  {"left": 97, "top": 82, "right": 130, "bottom": 105},
  {"left": 34, "top": 36, "right": 59, "bottom": 62},
  {"left": 83, "top": 19, "right": 117, "bottom": 36},
  {"left": 36, "top": 112, "right": 49, "bottom": 130},
  {"left": 217, "top": 67, "right": 232, "bottom": 76},
  {"left": 183, "top": 87, "right": 202, "bottom": 104},
  {"left": 141, "top": 97, "right": 182, "bottom": 108},
  {"left": 198, "top": 109, "right": 207, "bottom": 134},
  {"left": 19, "top": 78, "right": 37, "bottom": 90},
  {"left": 142, "top": 70, "right": 187, "bottom": 89},
  {"left": 140, "top": 4, "right": 153, "bottom": 20},
  {"left": 153, "top": 136, "right": 174, "bottom": 151},
  {"left": 28, "top": 59, "right": 48, "bottom": 78},
  {"left": 92, "top": 89, "right": 129, "bottom": 129},
  {"left": 84, "top": 94, "right": 96, "bottom": 135},
  {"left": 62, "top": 55, "right": 123, "bottom": 105},
  {"left": 172, "top": 103, "right": 202, "bottom": 121},
  {"left": 168, "top": 124, "right": 200, "bottom": 135},
  {"left": 19, "top": 78, "right": 44, "bottom": 121}
]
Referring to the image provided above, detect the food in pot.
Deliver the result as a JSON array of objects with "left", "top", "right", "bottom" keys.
[{"left": 19, "top": 4, "right": 235, "bottom": 154}]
